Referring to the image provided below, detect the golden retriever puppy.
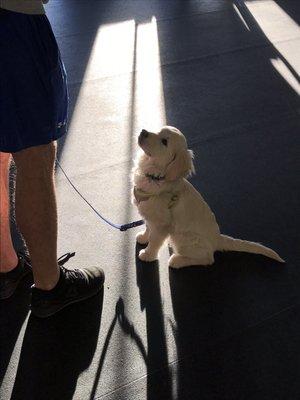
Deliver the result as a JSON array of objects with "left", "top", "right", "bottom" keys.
[{"left": 132, "top": 126, "right": 284, "bottom": 268}]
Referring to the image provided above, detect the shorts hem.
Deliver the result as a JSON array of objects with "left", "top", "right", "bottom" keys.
[{"left": 0, "top": 129, "right": 67, "bottom": 153}]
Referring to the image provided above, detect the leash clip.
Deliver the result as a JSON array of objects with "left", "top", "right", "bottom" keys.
[{"left": 120, "top": 220, "right": 145, "bottom": 231}]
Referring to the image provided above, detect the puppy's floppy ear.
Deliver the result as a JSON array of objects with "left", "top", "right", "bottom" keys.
[{"left": 165, "top": 149, "right": 195, "bottom": 181}]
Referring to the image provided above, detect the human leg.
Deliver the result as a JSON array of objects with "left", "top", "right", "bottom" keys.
[
  {"left": 11, "top": 141, "right": 104, "bottom": 316},
  {"left": 0, "top": 152, "right": 18, "bottom": 272},
  {"left": 12, "top": 142, "right": 60, "bottom": 290}
]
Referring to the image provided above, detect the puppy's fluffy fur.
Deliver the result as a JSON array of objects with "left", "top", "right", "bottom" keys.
[{"left": 132, "top": 126, "right": 284, "bottom": 268}]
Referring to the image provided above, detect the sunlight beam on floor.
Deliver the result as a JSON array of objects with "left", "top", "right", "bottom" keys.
[
  {"left": 270, "top": 57, "right": 300, "bottom": 95},
  {"left": 57, "top": 19, "right": 137, "bottom": 172},
  {"left": 57, "top": 16, "right": 166, "bottom": 176},
  {"left": 244, "top": 0, "right": 300, "bottom": 94},
  {"left": 135, "top": 16, "right": 167, "bottom": 131},
  {"left": 61, "top": 15, "right": 170, "bottom": 396}
]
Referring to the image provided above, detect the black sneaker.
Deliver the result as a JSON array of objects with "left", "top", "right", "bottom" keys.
[
  {"left": 0, "top": 252, "right": 32, "bottom": 300},
  {"left": 30, "top": 255, "right": 105, "bottom": 318}
]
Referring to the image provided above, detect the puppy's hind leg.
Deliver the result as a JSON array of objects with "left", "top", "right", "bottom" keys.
[
  {"left": 168, "top": 251, "right": 214, "bottom": 269},
  {"left": 139, "top": 227, "right": 169, "bottom": 262},
  {"left": 136, "top": 225, "right": 150, "bottom": 245}
]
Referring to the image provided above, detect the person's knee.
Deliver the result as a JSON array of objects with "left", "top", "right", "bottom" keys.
[{"left": 12, "top": 141, "right": 57, "bottom": 178}]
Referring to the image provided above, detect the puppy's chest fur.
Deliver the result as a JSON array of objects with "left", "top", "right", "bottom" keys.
[{"left": 132, "top": 175, "right": 181, "bottom": 224}]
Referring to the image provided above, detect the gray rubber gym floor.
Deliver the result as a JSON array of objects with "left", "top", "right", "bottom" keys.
[{"left": 1, "top": 1, "right": 300, "bottom": 399}]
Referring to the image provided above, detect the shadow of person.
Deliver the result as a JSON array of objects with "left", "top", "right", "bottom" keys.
[
  {"left": 135, "top": 242, "right": 172, "bottom": 400},
  {"left": 0, "top": 275, "right": 32, "bottom": 386},
  {"left": 10, "top": 290, "right": 104, "bottom": 400}
]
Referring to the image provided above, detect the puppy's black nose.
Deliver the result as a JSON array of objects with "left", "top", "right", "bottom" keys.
[{"left": 140, "top": 129, "right": 149, "bottom": 138}]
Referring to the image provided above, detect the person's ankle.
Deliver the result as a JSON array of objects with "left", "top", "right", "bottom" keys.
[
  {"left": 34, "top": 270, "right": 61, "bottom": 291},
  {"left": 0, "top": 253, "right": 19, "bottom": 273}
]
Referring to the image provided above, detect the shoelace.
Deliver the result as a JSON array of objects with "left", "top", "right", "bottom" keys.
[
  {"left": 57, "top": 252, "right": 76, "bottom": 266},
  {"left": 60, "top": 265, "right": 84, "bottom": 283},
  {"left": 57, "top": 252, "right": 85, "bottom": 282}
]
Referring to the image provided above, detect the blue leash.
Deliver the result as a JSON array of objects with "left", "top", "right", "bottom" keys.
[{"left": 55, "top": 159, "right": 144, "bottom": 232}]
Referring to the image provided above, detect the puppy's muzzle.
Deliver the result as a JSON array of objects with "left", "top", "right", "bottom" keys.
[{"left": 138, "top": 129, "right": 149, "bottom": 145}]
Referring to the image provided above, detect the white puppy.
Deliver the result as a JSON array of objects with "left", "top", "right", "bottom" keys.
[{"left": 132, "top": 126, "right": 284, "bottom": 268}]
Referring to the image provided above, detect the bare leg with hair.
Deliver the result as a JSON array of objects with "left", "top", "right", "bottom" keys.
[
  {"left": 1, "top": 140, "right": 104, "bottom": 314},
  {"left": 12, "top": 142, "right": 60, "bottom": 290},
  {"left": 0, "top": 152, "right": 19, "bottom": 272}
]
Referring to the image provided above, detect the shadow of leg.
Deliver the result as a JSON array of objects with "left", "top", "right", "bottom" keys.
[
  {"left": 10, "top": 291, "right": 104, "bottom": 400},
  {"left": 135, "top": 242, "right": 172, "bottom": 399},
  {"left": 0, "top": 276, "right": 31, "bottom": 387}
]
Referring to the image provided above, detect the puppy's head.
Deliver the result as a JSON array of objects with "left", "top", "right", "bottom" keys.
[{"left": 138, "top": 126, "right": 195, "bottom": 181}]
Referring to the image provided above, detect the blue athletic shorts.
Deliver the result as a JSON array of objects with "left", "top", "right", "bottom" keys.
[{"left": 0, "top": 8, "right": 68, "bottom": 153}]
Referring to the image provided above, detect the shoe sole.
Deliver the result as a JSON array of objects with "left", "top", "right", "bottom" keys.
[{"left": 31, "top": 276, "right": 105, "bottom": 318}]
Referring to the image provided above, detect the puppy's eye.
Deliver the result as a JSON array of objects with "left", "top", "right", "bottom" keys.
[{"left": 161, "top": 138, "right": 168, "bottom": 146}]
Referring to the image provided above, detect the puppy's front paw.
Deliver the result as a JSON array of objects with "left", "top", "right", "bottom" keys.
[
  {"left": 136, "top": 231, "right": 149, "bottom": 245},
  {"left": 138, "top": 249, "right": 157, "bottom": 262}
]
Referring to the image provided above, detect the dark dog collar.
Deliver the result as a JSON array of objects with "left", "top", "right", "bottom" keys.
[{"left": 145, "top": 173, "right": 165, "bottom": 181}]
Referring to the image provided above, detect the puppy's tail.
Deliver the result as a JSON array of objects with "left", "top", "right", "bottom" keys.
[{"left": 217, "top": 234, "right": 285, "bottom": 263}]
